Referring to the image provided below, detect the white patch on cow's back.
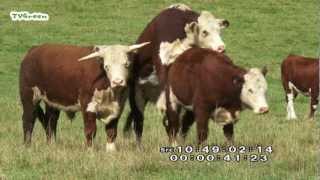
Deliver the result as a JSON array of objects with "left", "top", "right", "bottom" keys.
[
  {"left": 159, "top": 39, "right": 192, "bottom": 66},
  {"left": 159, "top": 41, "right": 186, "bottom": 65},
  {"left": 159, "top": 20, "right": 200, "bottom": 66},
  {"left": 167, "top": 3, "right": 192, "bottom": 11},
  {"left": 32, "top": 86, "right": 81, "bottom": 111}
]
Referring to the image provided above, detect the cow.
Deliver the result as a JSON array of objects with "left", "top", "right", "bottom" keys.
[
  {"left": 19, "top": 42, "right": 149, "bottom": 151},
  {"left": 281, "top": 54, "right": 319, "bottom": 120},
  {"left": 123, "top": 4, "right": 230, "bottom": 145},
  {"left": 163, "top": 47, "right": 269, "bottom": 145}
]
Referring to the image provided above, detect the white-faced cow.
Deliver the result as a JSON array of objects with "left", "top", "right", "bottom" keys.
[
  {"left": 281, "top": 54, "right": 319, "bottom": 120},
  {"left": 124, "top": 4, "right": 230, "bottom": 145},
  {"left": 164, "top": 48, "right": 269, "bottom": 145},
  {"left": 19, "top": 42, "right": 149, "bottom": 151}
]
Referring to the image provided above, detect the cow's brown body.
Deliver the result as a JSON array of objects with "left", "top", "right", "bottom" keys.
[
  {"left": 20, "top": 44, "right": 120, "bottom": 146},
  {"left": 124, "top": 7, "right": 201, "bottom": 141},
  {"left": 165, "top": 48, "right": 247, "bottom": 144},
  {"left": 281, "top": 54, "right": 319, "bottom": 119}
]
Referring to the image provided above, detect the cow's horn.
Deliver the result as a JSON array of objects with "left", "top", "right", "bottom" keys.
[
  {"left": 128, "top": 42, "right": 150, "bottom": 52},
  {"left": 78, "top": 51, "right": 102, "bottom": 61}
]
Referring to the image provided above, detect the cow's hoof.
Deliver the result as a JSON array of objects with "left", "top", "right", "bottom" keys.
[
  {"left": 171, "top": 140, "right": 178, "bottom": 147},
  {"left": 223, "top": 139, "right": 234, "bottom": 146},
  {"left": 87, "top": 147, "right": 96, "bottom": 157},
  {"left": 286, "top": 116, "right": 297, "bottom": 120},
  {"left": 307, "top": 117, "right": 315, "bottom": 121},
  {"left": 123, "top": 130, "right": 132, "bottom": 138},
  {"left": 136, "top": 144, "right": 144, "bottom": 151},
  {"left": 106, "top": 142, "right": 117, "bottom": 152}
]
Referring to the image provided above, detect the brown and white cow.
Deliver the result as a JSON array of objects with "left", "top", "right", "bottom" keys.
[
  {"left": 124, "top": 4, "right": 230, "bottom": 144},
  {"left": 19, "top": 42, "right": 149, "bottom": 151},
  {"left": 164, "top": 48, "right": 269, "bottom": 145},
  {"left": 281, "top": 54, "right": 319, "bottom": 120}
]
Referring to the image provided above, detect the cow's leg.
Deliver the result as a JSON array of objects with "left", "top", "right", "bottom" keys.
[
  {"left": 123, "top": 111, "right": 134, "bottom": 137},
  {"left": 165, "top": 86, "right": 181, "bottom": 146},
  {"left": 21, "top": 88, "right": 42, "bottom": 146},
  {"left": 36, "top": 104, "right": 47, "bottom": 132},
  {"left": 105, "top": 118, "right": 119, "bottom": 152},
  {"left": 166, "top": 106, "right": 180, "bottom": 146},
  {"left": 286, "top": 92, "right": 297, "bottom": 120},
  {"left": 131, "top": 85, "right": 147, "bottom": 146},
  {"left": 44, "top": 105, "right": 60, "bottom": 143},
  {"left": 223, "top": 123, "right": 234, "bottom": 144},
  {"left": 81, "top": 111, "right": 97, "bottom": 147},
  {"left": 180, "top": 110, "right": 195, "bottom": 141},
  {"left": 308, "top": 91, "right": 319, "bottom": 120},
  {"left": 123, "top": 77, "right": 135, "bottom": 137},
  {"left": 194, "top": 105, "right": 210, "bottom": 145},
  {"left": 22, "top": 105, "right": 38, "bottom": 145}
]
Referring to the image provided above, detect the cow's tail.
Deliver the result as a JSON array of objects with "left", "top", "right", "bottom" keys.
[
  {"left": 35, "top": 104, "right": 46, "bottom": 127},
  {"left": 123, "top": 53, "right": 139, "bottom": 135},
  {"left": 162, "top": 77, "right": 170, "bottom": 134}
]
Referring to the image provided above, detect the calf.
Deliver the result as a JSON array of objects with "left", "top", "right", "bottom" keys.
[
  {"left": 124, "top": 4, "right": 229, "bottom": 144},
  {"left": 19, "top": 42, "right": 149, "bottom": 151},
  {"left": 165, "top": 48, "right": 269, "bottom": 145},
  {"left": 281, "top": 54, "right": 319, "bottom": 120}
]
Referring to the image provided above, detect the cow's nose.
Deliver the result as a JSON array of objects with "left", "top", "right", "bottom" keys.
[
  {"left": 217, "top": 46, "right": 225, "bottom": 53},
  {"left": 112, "top": 79, "right": 124, "bottom": 86},
  {"left": 259, "top": 107, "right": 269, "bottom": 114}
]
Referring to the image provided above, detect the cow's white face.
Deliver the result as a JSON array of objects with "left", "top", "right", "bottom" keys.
[
  {"left": 78, "top": 42, "right": 149, "bottom": 88},
  {"left": 185, "top": 11, "right": 229, "bottom": 53},
  {"left": 100, "top": 46, "right": 132, "bottom": 88},
  {"left": 240, "top": 68, "right": 269, "bottom": 114}
]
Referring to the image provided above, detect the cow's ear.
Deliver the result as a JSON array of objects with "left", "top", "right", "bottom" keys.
[
  {"left": 185, "top": 22, "right": 199, "bottom": 34},
  {"left": 233, "top": 76, "right": 244, "bottom": 88},
  {"left": 261, "top": 66, "right": 268, "bottom": 76},
  {"left": 219, "top": 19, "right": 230, "bottom": 29}
]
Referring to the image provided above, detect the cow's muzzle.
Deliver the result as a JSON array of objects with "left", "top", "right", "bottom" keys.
[
  {"left": 111, "top": 79, "right": 126, "bottom": 88},
  {"left": 256, "top": 107, "right": 269, "bottom": 114}
]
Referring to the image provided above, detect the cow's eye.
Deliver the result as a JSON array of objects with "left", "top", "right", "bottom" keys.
[
  {"left": 202, "top": 30, "right": 209, "bottom": 37},
  {"left": 124, "top": 62, "right": 130, "bottom": 68},
  {"left": 248, "top": 89, "right": 254, "bottom": 93}
]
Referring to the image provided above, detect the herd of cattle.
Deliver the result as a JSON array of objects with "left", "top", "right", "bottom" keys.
[{"left": 19, "top": 4, "right": 319, "bottom": 151}]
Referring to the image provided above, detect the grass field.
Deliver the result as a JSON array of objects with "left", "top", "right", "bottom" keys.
[{"left": 0, "top": 0, "right": 319, "bottom": 179}]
